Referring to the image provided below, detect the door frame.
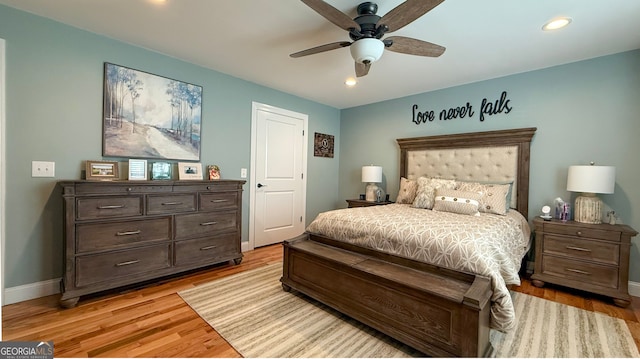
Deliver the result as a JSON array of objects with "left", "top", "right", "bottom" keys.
[
  {"left": 1, "top": 38, "right": 6, "bottom": 304},
  {"left": 248, "top": 102, "right": 308, "bottom": 251}
]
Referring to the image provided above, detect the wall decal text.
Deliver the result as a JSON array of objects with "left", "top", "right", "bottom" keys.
[{"left": 412, "top": 91, "right": 513, "bottom": 125}]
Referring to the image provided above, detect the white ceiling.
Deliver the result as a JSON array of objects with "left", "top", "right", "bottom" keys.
[{"left": 2, "top": 0, "right": 640, "bottom": 109}]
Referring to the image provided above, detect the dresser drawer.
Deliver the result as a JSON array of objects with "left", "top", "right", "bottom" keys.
[
  {"left": 543, "top": 223, "right": 621, "bottom": 241},
  {"left": 75, "top": 244, "right": 171, "bottom": 287},
  {"left": 76, "top": 217, "right": 171, "bottom": 253},
  {"left": 174, "top": 234, "right": 238, "bottom": 266},
  {"left": 541, "top": 256, "right": 618, "bottom": 289},
  {"left": 147, "top": 194, "right": 197, "bottom": 215},
  {"left": 175, "top": 211, "right": 237, "bottom": 240},
  {"left": 199, "top": 192, "right": 239, "bottom": 211},
  {"left": 76, "top": 196, "right": 143, "bottom": 220},
  {"left": 542, "top": 235, "right": 619, "bottom": 266}
]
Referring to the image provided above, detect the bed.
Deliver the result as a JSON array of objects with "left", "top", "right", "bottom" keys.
[{"left": 281, "top": 127, "right": 536, "bottom": 357}]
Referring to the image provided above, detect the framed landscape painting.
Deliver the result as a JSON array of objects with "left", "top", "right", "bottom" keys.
[{"left": 103, "top": 63, "right": 203, "bottom": 161}]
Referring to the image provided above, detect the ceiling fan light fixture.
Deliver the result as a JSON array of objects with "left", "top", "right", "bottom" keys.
[{"left": 350, "top": 38, "right": 384, "bottom": 64}]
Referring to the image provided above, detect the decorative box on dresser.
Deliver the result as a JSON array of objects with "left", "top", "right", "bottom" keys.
[
  {"left": 531, "top": 217, "right": 637, "bottom": 307},
  {"left": 58, "top": 179, "right": 245, "bottom": 308}
]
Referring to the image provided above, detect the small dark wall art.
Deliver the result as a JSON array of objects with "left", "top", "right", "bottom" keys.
[
  {"left": 314, "top": 132, "right": 334, "bottom": 158},
  {"left": 103, "top": 63, "right": 203, "bottom": 161}
]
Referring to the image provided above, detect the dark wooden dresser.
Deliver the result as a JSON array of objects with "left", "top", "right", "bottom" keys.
[
  {"left": 58, "top": 180, "right": 245, "bottom": 307},
  {"left": 531, "top": 217, "right": 637, "bottom": 307}
]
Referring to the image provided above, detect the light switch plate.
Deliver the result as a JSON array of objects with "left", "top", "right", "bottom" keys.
[
  {"left": 241, "top": 168, "right": 247, "bottom": 178},
  {"left": 32, "top": 161, "right": 55, "bottom": 177}
]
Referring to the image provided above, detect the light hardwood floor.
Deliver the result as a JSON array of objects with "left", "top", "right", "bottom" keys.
[{"left": 3, "top": 243, "right": 640, "bottom": 357}]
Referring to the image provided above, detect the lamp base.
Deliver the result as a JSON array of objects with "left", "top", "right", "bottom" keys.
[
  {"left": 574, "top": 193, "right": 603, "bottom": 224},
  {"left": 365, "top": 183, "right": 379, "bottom": 202}
]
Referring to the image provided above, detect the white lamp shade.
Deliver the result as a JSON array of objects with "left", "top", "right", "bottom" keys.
[
  {"left": 567, "top": 165, "right": 615, "bottom": 194},
  {"left": 362, "top": 165, "right": 382, "bottom": 183},
  {"left": 350, "top": 38, "right": 384, "bottom": 64}
]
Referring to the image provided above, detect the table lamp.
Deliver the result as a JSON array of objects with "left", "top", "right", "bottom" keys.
[
  {"left": 362, "top": 165, "right": 382, "bottom": 202},
  {"left": 566, "top": 163, "right": 615, "bottom": 224}
]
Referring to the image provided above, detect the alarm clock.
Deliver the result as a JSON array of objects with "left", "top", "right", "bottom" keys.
[{"left": 540, "top": 205, "right": 552, "bottom": 221}]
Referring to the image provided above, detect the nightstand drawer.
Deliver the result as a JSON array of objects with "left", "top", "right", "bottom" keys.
[
  {"left": 543, "top": 223, "right": 620, "bottom": 241},
  {"left": 542, "top": 235, "right": 619, "bottom": 266},
  {"left": 541, "top": 256, "right": 618, "bottom": 289}
]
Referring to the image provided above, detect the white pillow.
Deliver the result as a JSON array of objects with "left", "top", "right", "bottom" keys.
[
  {"left": 412, "top": 177, "right": 457, "bottom": 209},
  {"left": 456, "top": 181, "right": 511, "bottom": 215},
  {"left": 396, "top": 177, "right": 418, "bottom": 204},
  {"left": 433, "top": 188, "right": 482, "bottom": 216}
]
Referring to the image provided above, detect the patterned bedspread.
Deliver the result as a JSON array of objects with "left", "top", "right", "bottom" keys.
[{"left": 305, "top": 203, "right": 531, "bottom": 332}]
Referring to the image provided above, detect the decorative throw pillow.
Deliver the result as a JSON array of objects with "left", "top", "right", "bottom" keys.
[
  {"left": 396, "top": 177, "right": 418, "bottom": 204},
  {"left": 412, "top": 177, "right": 457, "bottom": 209},
  {"left": 433, "top": 189, "right": 482, "bottom": 216},
  {"left": 456, "top": 181, "right": 511, "bottom": 215}
]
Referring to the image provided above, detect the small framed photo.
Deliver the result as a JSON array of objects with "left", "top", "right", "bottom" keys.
[
  {"left": 207, "top": 165, "right": 221, "bottom": 180},
  {"left": 128, "top": 159, "right": 148, "bottom": 180},
  {"left": 178, "top": 162, "right": 203, "bottom": 180},
  {"left": 86, "top": 160, "right": 119, "bottom": 181},
  {"left": 151, "top": 162, "right": 172, "bottom": 180}
]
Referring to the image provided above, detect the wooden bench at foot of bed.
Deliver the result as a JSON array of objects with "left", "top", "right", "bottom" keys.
[{"left": 280, "top": 233, "right": 494, "bottom": 357}]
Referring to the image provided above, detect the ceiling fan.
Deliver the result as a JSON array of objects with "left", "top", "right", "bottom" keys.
[{"left": 290, "top": 0, "right": 446, "bottom": 77}]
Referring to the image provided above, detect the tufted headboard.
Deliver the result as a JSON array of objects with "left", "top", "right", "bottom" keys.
[{"left": 397, "top": 128, "right": 536, "bottom": 218}]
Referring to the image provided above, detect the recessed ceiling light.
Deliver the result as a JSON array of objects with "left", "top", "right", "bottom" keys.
[
  {"left": 345, "top": 78, "right": 357, "bottom": 87},
  {"left": 542, "top": 17, "right": 572, "bottom": 31}
]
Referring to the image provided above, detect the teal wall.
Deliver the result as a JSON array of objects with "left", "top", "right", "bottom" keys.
[
  {"left": 2, "top": 3, "right": 640, "bottom": 290},
  {"left": 340, "top": 49, "right": 640, "bottom": 281},
  {"left": 0, "top": 5, "right": 341, "bottom": 288}
]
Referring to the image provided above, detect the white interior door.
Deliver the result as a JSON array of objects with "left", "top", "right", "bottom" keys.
[{"left": 250, "top": 103, "right": 307, "bottom": 248}]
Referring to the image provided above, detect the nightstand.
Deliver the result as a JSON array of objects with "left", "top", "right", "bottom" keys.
[
  {"left": 346, "top": 199, "right": 393, "bottom": 208},
  {"left": 531, "top": 217, "right": 637, "bottom": 307}
]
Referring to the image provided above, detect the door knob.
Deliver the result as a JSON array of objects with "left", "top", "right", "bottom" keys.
[{"left": 257, "top": 183, "right": 266, "bottom": 188}]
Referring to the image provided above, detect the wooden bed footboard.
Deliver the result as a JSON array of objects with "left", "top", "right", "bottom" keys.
[{"left": 281, "top": 233, "right": 494, "bottom": 357}]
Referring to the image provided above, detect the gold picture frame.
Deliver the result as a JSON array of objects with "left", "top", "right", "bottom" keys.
[{"left": 86, "top": 160, "right": 119, "bottom": 181}]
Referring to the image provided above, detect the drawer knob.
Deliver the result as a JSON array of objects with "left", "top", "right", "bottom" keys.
[
  {"left": 127, "top": 187, "right": 132, "bottom": 192},
  {"left": 207, "top": 186, "right": 211, "bottom": 190},
  {"left": 116, "top": 230, "right": 142, "bottom": 236},
  {"left": 566, "top": 245, "right": 591, "bottom": 252},
  {"left": 200, "top": 221, "right": 218, "bottom": 226},
  {"left": 566, "top": 268, "right": 591, "bottom": 275},
  {"left": 162, "top": 202, "right": 183, "bottom": 206},
  {"left": 115, "top": 260, "right": 140, "bottom": 267},
  {"left": 576, "top": 231, "right": 583, "bottom": 236},
  {"left": 211, "top": 199, "right": 229, "bottom": 203},
  {"left": 98, "top": 205, "right": 125, "bottom": 209}
]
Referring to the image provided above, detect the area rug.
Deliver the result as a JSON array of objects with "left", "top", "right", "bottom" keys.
[{"left": 178, "top": 263, "right": 639, "bottom": 358}]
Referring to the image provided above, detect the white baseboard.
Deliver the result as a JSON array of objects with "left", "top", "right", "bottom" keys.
[
  {"left": 4, "top": 243, "right": 253, "bottom": 305},
  {"left": 4, "top": 275, "right": 640, "bottom": 306},
  {"left": 629, "top": 281, "right": 640, "bottom": 297},
  {"left": 3, "top": 278, "right": 61, "bottom": 305}
]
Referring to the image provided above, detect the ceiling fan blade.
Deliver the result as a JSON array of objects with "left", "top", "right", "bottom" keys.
[
  {"left": 355, "top": 62, "right": 371, "bottom": 77},
  {"left": 378, "top": 0, "right": 444, "bottom": 33},
  {"left": 290, "top": 41, "right": 352, "bottom": 58},
  {"left": 385, "top": 36, "right": 445, "bottom": 57},
  {"left": 301, "top": 0, "right": 359, "bottom": 31}
]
